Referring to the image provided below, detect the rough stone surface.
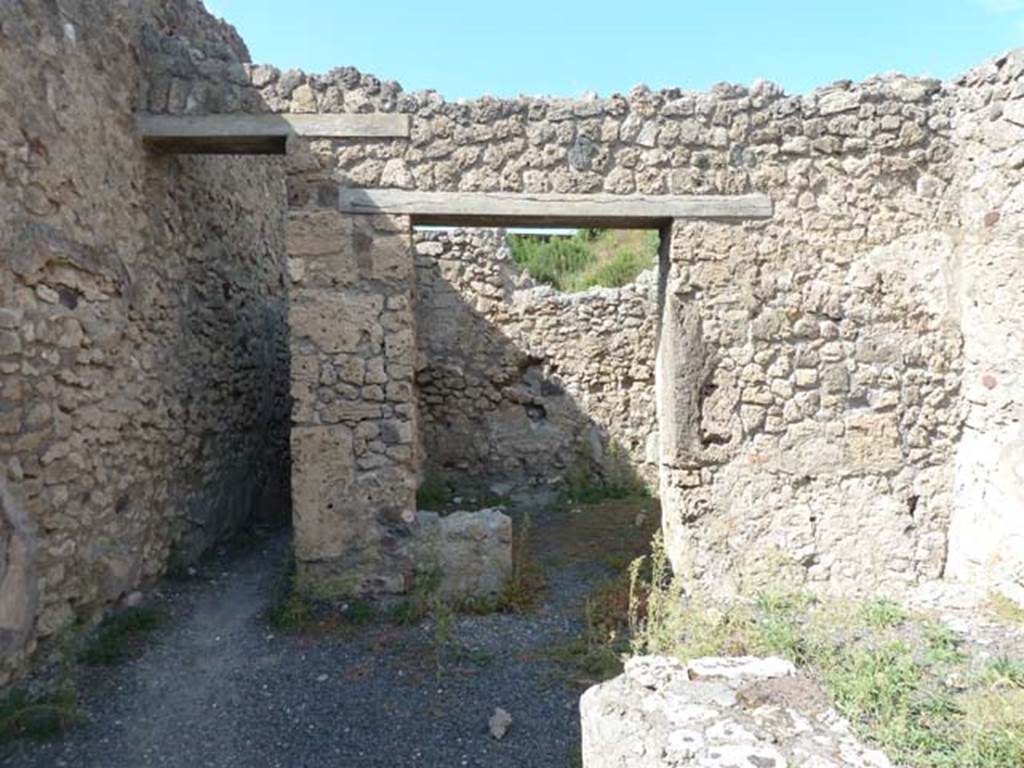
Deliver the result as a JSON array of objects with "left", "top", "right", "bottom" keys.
[
  {"left": 412, "top": 508, "right": 513, "bottom": 599},
  {"left": 414, "top": 228, "right": 658, "bottom": 503},
  {"left": 6, "top": 0, "right": 1024, "bottom": 687},
  {"left": 275, "top": 60, "right": 970, "bottom": 599},
  {"left": 0, "top": 0, "right": 288, "bottom": 685},
  {"left": 288, "top": 209, "right": 418, "bottom": 594},
  {"left": 580, "top": 655, "right": 893, "bottom": 768},
  {"left": 489, "top": 707, "right": 513, "bottom": 740},
  {"left": 276, "top": 47, "right": 1024, "bottom": 600}
]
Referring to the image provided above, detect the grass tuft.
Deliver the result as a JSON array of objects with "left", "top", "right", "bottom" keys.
[
  {"left": 0, "top": 684, "right": 79, "bottom": 744},
  {"left": 77, "top": 606, "right": 164, "bottom": 666},
  {"left": 860, "top": 598, "right": 909, "bottom": 630},
  {"left": 615, "top": 532, "right": 1024, "bottom": 768},
  {"left": 1, "top": 631, "right": 82, "bottom": 745},
  {"left": 985, "top": 591, "right": 1024, "bottom": 626},
  {"left": 493, "top": 513, "right": 547, "bottom": 613}
]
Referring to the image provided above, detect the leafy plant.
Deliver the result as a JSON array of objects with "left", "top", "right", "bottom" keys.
[{"left": 508, "top": 234, "right": 595, "bottom": 290}]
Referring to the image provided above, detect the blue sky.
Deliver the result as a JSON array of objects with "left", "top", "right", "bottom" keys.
[{"left": 204, "top": 1, "right": 1023, "bottom": 100}]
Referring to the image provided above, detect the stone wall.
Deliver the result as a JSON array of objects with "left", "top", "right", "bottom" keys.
[
  {"left": 266, "top": 62, "right": 977, "bottom": 596},
  {"left": 414, "top": 228, "right": 658, "bottom": 505},
  {"left": 0, "top": 0, "right": 289, "bottom": 684},
  {"left": 16, "top": 0, "right": 1018, "bottom": 608}
]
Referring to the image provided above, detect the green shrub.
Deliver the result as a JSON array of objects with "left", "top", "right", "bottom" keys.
[
  {"left": 508, "top": 235, "right": 594, "bottom": 290},
  {"left": 572, "top": 249, "right": 651, "bottom": 290},
  {"left": 507, "top": 229, "right": 657, "bottom": 292},
  {"left": 416, "top": 474, "right": 452, "bottom": 511}
]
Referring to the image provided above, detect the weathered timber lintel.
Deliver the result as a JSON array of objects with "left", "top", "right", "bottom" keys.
[
  {"left": 337, "top": 188, "right": 773, "bottom": 227},
  {"left": 136, "top": 113, "right": 410, "bottom": 155}
]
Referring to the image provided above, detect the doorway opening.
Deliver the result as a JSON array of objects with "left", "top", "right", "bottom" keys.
[{"left": 412, "top": 223, "right": 668, "bottom": 516}]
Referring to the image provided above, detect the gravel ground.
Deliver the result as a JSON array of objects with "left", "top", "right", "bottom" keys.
[{"left": 1, "top": 512, "right": 627, "bottom": 768}]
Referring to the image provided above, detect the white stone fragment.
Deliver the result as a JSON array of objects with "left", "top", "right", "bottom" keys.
[
  {"left": 686, "top": 656, "right": 796, "bottom": 680},
  {"left": 488, "top": 707, "right": 512, "bottom": 740},
  {"left": 582, "top": 656, "right": 886, "bottom": 767}
]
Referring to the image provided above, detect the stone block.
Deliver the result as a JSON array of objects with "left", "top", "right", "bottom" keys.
[
  {"left": 580, "top": 655, "right": 893, "bottom": 768},
  {"left": 290, "top": 290, "right": 383, "bottom": 355},
  {"left": 352, "top": 218, "right": 412, "bottom": 283},
  {"left": 412, "top": 508, "right": 513, "bottom": 599},
  {"left": 292, "top": 425, "right": 355, "bottom": 561},
  {"left": 287, "top": 210, "right": 352, "bottom": 257},
  {"left": 844, "top": 411, "right": 901, "bottom": 472}
]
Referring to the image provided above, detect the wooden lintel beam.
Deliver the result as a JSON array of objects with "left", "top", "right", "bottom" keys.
[
  {"left": 337, "top": 188, "right": 773, "bottom": 226},
  {"left": 136, "top": 113, "right": 410, "bottom": 155}
]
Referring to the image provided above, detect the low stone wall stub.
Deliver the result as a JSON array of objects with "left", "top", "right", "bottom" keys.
[{"left": 411, "top": 508, "right": 513, "bottom": 599}]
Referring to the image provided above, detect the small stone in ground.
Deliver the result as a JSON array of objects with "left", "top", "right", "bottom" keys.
[{"left": 489, "top": 707, "right": 512, "bottom": 740}]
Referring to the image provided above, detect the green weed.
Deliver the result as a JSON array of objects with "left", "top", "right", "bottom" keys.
[
  {"left": 860, "top": 598, "right": 909, "bottom": 630},
  {"left": 923, "top": 621, "right": 965, "bottom": 665},
  {"left": 494, "top": 513, "right": 547, "bottom": 613},
  {"left": 430, "top": 593, "right": 457, "bottom": 679},
  {"left": 416, "top": 475, "right": 452, "bottom": 511},
  {"left": 620, "top": 531, "right": 1024, "bottom": 768},
  {"left": 77, "top": 606, "right": 164, "bottom": 666},
  {"left": 0, "top": 635, "right": 80, "bottom": 745},
  {"left": 0, "top": 684, "right": 78, "bottom": 744},
  {"left": 267, "top": 589, "right": 312, "bottom": 631}
]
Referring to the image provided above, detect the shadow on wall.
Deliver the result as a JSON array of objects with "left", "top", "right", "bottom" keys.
[
  {"left": 413, "top": 228, "right": 661, "bottom": 510},
  {"left": 144, "top": 155, "right": 292, "bottom": 566}
]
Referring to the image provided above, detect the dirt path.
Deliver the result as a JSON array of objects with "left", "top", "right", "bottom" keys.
[{"left": 2, "top": 501, "right": 655, "bottom": 768}]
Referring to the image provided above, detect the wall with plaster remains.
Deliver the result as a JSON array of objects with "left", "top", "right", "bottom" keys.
[
  {"left": 414, "top": 228, "right": 658, "bottom": 505},
  {"left": 0, "top": 0, "right": 289, "bottom": 684},
  {"left": 946, "top": 54, "right": 1024, "bottom": 603}
]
